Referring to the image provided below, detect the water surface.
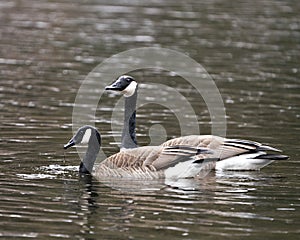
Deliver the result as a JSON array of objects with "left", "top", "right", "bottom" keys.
[{"left": 0, "top": 0, "right": 299, "bottom": 239}]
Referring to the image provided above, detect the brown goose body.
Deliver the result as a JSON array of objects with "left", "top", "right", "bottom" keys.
[
  {"left": 161, "top": 135, "right": 288, "bottom": 170},
  {"left": 95, "top": 145, "right": 215, "bottom": 179}
]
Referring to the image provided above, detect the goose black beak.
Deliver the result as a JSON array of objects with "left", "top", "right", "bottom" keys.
[
  {"left": 64, "top": 139, "right": 75, "bottom": 149},
  {"left": 105, "top": 83, "right": 122, "bottom": 91}
]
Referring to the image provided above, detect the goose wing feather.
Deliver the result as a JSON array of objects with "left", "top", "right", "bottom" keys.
[
  {"left": 149, "top": 145, "right": 212, "bottom": 170},
  {"left": 161, "top": 135, "right": 281, "bottom": 160}
]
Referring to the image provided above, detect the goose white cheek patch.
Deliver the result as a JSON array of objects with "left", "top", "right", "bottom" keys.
[
  {"left": 122, "top": 81, "right": 137, "bottom": 97},
  {"left": 81, "top": 128, "right": 92, "bottom": 144}
]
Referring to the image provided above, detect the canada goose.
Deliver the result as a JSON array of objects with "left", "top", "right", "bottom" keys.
[
  {"left": 64, "top": 125, "right": 216, "bottom": 179},
  {"left": 105, "top": 76, "right": 289, "bottom": 171}
]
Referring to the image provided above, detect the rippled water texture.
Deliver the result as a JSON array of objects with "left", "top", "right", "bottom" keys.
[{"left": 0, "top": 0, "right": 299, "bottom": 239}]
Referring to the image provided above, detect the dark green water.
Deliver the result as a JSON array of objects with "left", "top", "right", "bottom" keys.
[{"left": 0, "top": 0, "right": 299, "bottom": 239}]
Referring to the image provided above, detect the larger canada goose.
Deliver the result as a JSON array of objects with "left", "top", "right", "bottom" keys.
[
  {"left": 105, "top": 75, "right": 289, "bottom": 171},
  {"left": 64, "top": 125, "right": 216, "bottom": 179}
]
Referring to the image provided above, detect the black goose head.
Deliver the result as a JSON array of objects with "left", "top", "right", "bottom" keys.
[
  {"left": 64, "top": 126, "right": 101, "bottom": 174},
  {"left": 64, "top": 125, "right": 101, "bottom": 149},
  {"left": 105, "top": 75, "right": 137, "bottom": 97}
]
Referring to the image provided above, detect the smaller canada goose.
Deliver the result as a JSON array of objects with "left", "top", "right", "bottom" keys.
[
  {"left": 105, "top": 75, "right": 289, "bottom": 171},
  {"left": 64, "top": 125, "right": 216, "bottom": 179}
]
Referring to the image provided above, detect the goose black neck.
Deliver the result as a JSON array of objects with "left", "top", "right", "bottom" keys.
[
  {"left": 122, "top": 86, "right": 138, "bottom": 149},
  {"left": 80, "top": 131, "right": 101, "bottom": 174}
]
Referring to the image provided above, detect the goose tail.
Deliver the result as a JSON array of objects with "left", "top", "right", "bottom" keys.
[
  {"left": 216, "top": 152, "right": 289, "bottom": 171},
  {"left": 253, "top": 153, "right": 289, "bottom": 160}
]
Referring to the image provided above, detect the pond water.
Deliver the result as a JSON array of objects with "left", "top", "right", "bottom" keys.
[{"left": 0, "top": 0, "right": 299, "bottom": 239}]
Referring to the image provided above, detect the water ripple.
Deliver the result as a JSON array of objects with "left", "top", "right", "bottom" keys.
[{"left": 0, "top": 0, "right": 299, "bottom": 239}]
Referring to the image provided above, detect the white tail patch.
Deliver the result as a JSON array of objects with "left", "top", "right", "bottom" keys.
[
  {"left": 122, "top": 81, "right": 137, "bottom": 97},
  {"left": 81, "top": 128, "right": 92, "bottom": 144},
  {"left": 215, "top": 152, "right": 274, "bottom": 170}
]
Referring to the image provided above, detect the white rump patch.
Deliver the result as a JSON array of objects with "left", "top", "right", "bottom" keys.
[
  {"left": 81, "top": 128, "right": 92, "bottom": 144},
  {"left": 122, "top": 81, "right": 137, "bottom": 97},
  {"left": 215, "top": 152, "right": 274, "bottom": 170}
]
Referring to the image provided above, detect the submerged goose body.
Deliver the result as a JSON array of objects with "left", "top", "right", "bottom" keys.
[
  {"left": 96, "top": 145, "right": 215, "bottom": 179},
  {"left": 64, "top": 126, "right": 216, "bottom": 179},
  {"left": 105, "top": 76, "right": 289, "bottom": 170}
]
